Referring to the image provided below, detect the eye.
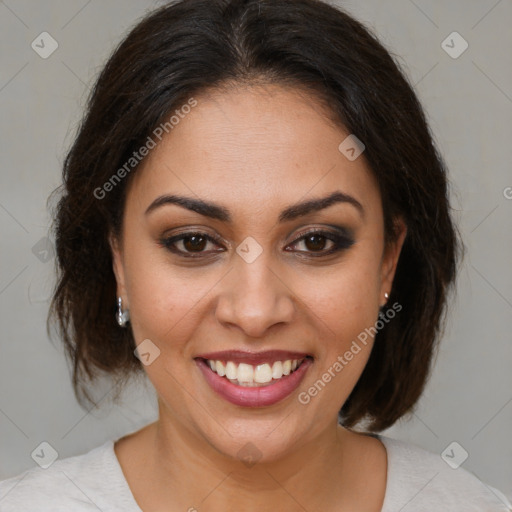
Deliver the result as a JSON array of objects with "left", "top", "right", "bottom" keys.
[
  {"left": 286, "top": 228, "right": 355, "bottom": 257},
  {"left": 159, "top": 232, "right": 224, "bottom": 258},
  {"left": 159, "top": 227, "right": 355, "bottom": 259}
]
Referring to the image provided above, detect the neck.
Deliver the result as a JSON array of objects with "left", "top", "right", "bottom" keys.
[{"left": 142, "top": 410, "right": 372, "bottom": 511}]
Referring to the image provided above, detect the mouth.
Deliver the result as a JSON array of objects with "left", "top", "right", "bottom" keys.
[{"left": 194, "top": 352, "right": 314, "bottom": 407}]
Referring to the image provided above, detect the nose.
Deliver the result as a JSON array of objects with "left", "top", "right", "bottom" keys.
[{"left": 215, "top": 253, "right": 296, "bottom": 338}]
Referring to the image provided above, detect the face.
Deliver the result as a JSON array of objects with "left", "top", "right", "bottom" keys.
[{"left": 110, "top": 84, "right": 406, "bottom": 462}]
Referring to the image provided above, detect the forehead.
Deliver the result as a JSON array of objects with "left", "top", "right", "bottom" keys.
[{"left": 125, "top": 84, "right": 381, "bottom": 225}]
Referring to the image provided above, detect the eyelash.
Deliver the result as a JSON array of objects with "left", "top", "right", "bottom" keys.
[{"left": 158, "top": 228, "right": 355, "bottom": 259}]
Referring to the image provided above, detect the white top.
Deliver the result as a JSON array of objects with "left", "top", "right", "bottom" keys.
[{"left": 1, "top": 434, "right": 511, "bottom": 511}]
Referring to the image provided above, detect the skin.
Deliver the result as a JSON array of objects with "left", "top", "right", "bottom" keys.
[{"left": 110, "top": 83, "right": 407, "bottom": 512}]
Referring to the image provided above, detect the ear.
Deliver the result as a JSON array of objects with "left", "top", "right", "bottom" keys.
[
  {"left": 109, "top": 232, "right": 128, "bottom": 305},
  {"left": 379, "top": 216, "right": 407, "bottom": 305}
]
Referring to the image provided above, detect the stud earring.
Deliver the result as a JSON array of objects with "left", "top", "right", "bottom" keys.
[
  {"left": 380, "top": 292, "right": 390, "bottom": 310},
  {"left": 116, "top": 296, "right": 130, "bottom": 327}
]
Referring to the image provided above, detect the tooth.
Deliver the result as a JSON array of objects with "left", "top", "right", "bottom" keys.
[
  {"left": 207, "top": 357, "right": 307, "bottom": 383},
  {"left": 215, "top": 360, "right": 225, "bottom": 377},
  {"left": 225, "top": 361, "right": 237, "bottom": 380},
  {"left": 272, "top": 361, "right": 283, "bottom": 379},
  {"left": 254, "top": 363, "right": 272, "bottom": 383},
  {"left": 237, "top": 363, "right": 254, "bottom": 383}
]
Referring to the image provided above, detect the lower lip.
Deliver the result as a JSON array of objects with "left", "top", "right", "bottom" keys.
[{"left": 195, "top": 358, "right": 312, "bottom": 407}]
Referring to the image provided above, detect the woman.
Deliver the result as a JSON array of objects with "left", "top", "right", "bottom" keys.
[{"left": 0, "top": 0, "right": 510, "bottom": 510}]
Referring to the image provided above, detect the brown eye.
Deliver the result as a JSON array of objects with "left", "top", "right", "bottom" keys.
[
  {"left": 182, "top": 234, "right": 208, "bottom": 252},
  {"left": 287, "top": 228, "right": 355, "bottom": 257},
  {"left": 159, "top": 231, "right": 224, "bottom": 258},
  {"left": 303, "top": 234, "right": 328, "bottom": 252}
]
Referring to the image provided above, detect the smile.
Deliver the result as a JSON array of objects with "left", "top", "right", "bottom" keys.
[
  {"left": 195, "top": 355, "right": 313, "bottom": 407},
  {"left": 206, "top": 358, "right": 306, "bottom": 386}
]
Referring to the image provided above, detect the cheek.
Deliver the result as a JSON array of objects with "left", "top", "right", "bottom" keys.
[
  {"left": 126, "top": 267, "right": 202, "bottom": 345},
  {"left": 296, "top": 253, "right": 382, "bottom": 337},
  {"left": 294, "top": 265, "right": 382, "bottom": 415},
  {"left": 290, "top": 247, "right": 383, "bottom": 405},
  {"left": 121, "top": 243, "right": 189, "bottom": 341}
]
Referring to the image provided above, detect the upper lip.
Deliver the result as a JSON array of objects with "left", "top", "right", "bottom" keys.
[{"left": 195, "top": 350, "right": 313, "bottom": 365}]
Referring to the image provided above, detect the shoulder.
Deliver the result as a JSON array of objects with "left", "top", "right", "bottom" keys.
[
  {"left": 0, "top": 440, "right": 130, "bottom": 512},
  {"left": 377, "top": 434, "right": 512, "bottom": 512}
]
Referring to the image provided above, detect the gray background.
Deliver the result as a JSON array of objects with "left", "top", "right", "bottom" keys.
[{"left": 1, "top": 0, "right": 511, "bottom": 503}]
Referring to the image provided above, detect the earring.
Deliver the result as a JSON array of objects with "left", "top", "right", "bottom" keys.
[
  {"left": 380, "top": 292, "right": 389, "bottom": 309},
  {"left": 116, "top": 296, "right": 130, "bottom": 327}
]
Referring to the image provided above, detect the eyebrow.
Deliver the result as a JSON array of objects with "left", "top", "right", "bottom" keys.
[{"left": 144, "top": 190, "right": 364, "bottom": 223}]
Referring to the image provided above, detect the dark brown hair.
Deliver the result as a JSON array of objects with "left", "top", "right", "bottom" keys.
[{"left": 48, "top": 0, "right": 463, "bottom": 431}]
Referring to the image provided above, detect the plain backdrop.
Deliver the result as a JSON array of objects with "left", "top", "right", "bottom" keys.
[{"left": 1, "top": 0, "right": 511, "bottom": 503}]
